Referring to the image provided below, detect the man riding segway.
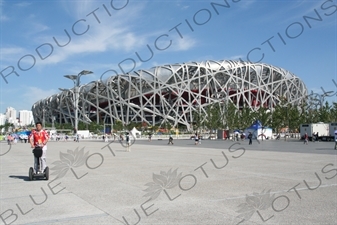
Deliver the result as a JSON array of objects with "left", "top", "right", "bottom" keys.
[{"left": 29, "top": 121, "right": 50, "bottom": 180}]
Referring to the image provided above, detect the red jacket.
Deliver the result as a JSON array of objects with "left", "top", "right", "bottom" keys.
[{"left": 29, "top": 129, "right": 49, "bottom": 147}]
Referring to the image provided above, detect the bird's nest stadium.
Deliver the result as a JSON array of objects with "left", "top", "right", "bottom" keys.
[{"left": 32, "top": 60, "right": 307, "bottom": 130}]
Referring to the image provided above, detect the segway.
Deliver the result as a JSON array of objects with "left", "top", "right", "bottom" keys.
[{"left": 29, "top": 147, "right": 49, "bottom": 181}]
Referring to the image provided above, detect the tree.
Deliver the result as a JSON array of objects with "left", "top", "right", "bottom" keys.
[
  {"left": 191, "top": 109, "right": 204, "bottom": 131},
  {"left": 4, "top": 122, "right": 14, "bottom": 131},
  {"left": 226, "top": 102, "right": 240, "bottom": 130},
  {"left": 114, "top": 120, "right": 124, "bottom": 132},
  {"left": 77, "top": 121, "right": 87, "bottom": 130},
  {"left": 88, "top": 122, "right": 104, "bottom": 133},
  {"left": 270, "top": 104, "right": 286, "bottom": 133},
  {"left": 163, "top": 121, "right": 173, "bottom": 133},
  {"left": 288, "top": 104, "right": 302, "bottom": 132},
  {"left": 238, "top": 106, "right": 255, "bottom": 130},
  {"left": 317, "top": 101, "right": 332, "bottom": 122},
  {"left": 0, "top": 125, "right": 4, "bottom": 135},
  {"left": 330, "top": 102, "right": 337, "bottom": 122},
  {"left": 134, "top": 122, "right": 143, "bottom": 130},
  {"left": 150, "top": 125, "right": 159, "bottom": 134},
  {"left": 126, "top": 122, "right": 138, "bottom": 131},
  {"left": 204, "top": 103, "right": 223, "bottom": 132},
  {"left": 255, "top": 106, "right": 272, "bottom": 128}
]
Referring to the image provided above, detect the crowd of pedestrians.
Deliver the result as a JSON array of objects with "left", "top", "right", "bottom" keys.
[{"left": 3, "top": 128, "right": 337, "bottom": 150}]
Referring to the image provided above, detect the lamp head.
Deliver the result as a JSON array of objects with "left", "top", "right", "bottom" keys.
[
  {"left": 64, "top": 75, "right": 78, "bottom": 81},
  {"left": 79, "top": 70, "right": 93, "bottom": 76}
]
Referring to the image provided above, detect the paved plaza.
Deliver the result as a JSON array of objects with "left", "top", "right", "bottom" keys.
[{"left": 0, "top": 138, "right": 336, "bottom": 225}]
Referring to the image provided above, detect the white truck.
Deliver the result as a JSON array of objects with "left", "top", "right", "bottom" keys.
[
  {"left": 76, "top": 130, "right": 90, "bottom": 138},
  {"left": 327, "top": 122, "right": 337, "bottom": 141},
  {"left": 300, "top": 123, "right": 329, "bottom": 141}
]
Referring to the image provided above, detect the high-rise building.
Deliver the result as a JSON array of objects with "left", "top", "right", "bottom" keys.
[
  {"left": 5, "top": 107, "right": 17, "bottom": 124},
  {"left": 0, "top": 114, "right": 6, "bottom": 126},
  {"left": 19, "top": 110, "right": 33, "bottom": 126}
]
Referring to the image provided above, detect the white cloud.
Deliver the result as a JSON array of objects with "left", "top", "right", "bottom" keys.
[
  {"left": 37, "top": 24, "right": 146, "bottom": 66},
  {"left": 23, "top": 87, "right": 57, "bottom": 107},
  {"left": 0, "top": 0, "right": 7, "bottom": 21},
  {"left": 237, "top": 0, "right": 256, "bottom": 10},
  {"left": 14, "top": 2, "right": 32, "bottom": 7},
  {"left": 170, "top": 36, "right": 197, "bottom": 51},
  {"left": 0, "top": 86, "right": 58, "bottom": 111},
  {"left": 31, "top": 22, "right": 50, "bottom": 33},
  {"left": 0, "top": 14, "right": 8, "bottom": 21},
  {"left": 0, "top": 47, "right": 25, "bottom": 55},
  {"left": 35, "top": 1, "right": 149, "bottom": 66},
  {"left": 278, "top": 1, "right": 326, "bottom": 25},
  {"left": 0, "top": 47, "right": 26, "bottom": 63},
  {"left": 0, "top": 1, "right": 32, "bottom": 23},
  {"left": 1, "top": 0, "right": 198, "bottom": 73},
  {"left": 229, "top": 55, "right": 244, "bottom": 60}
]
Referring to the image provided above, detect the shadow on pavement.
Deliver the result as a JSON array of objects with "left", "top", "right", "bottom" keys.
[
  {"left": 9, "top": 175, "right": 30, "bottom": 181},
  {"left": 315, "top": 148, "right": 337, "bottom": 151}
]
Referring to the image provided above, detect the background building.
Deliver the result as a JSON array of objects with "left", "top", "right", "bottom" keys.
[
  {"left": 0, "top": 114, "right": 6, "bottom": 126},
  {"left": 32, "top": 60, "right": 307, "bottom": 130},
  {"left": 19, "top": 110, "right": 33, "bottom": 126},
  {"left": 5, "top": 107, "right": 17, "bottom": 125}
]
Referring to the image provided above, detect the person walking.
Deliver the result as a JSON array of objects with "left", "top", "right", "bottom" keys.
[
  {"left": 304, "top": 133, "right": 309, "bottom": 145},
  {"left": 126, "top": 133, "right": 131, "bottom": 152},
  {"left": 248, "top": 132, "right": 252, "bottom": 145},
  {"left": 235, "top": 131, "right": 239, "bottom": 142},
  {"left": 168, "top": 135, "right": 174, "bottom": 145},
  {"left": 7, "top": 134, "right": 12, "bottom": 145},
  {"left": 195, "top": 133, "right": 199, "bottom": 145}
]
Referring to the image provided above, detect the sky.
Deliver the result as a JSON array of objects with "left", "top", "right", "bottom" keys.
[{"left": 0, "top": 0, "right": 336, "bottom": 114}]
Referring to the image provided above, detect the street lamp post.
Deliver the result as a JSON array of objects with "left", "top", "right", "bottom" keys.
[
  {"left": 42, "top": 108, "right": 46, "bottom": 128},
  {"left": 286, "top": 105, "right": 289, "bottom": 141},
  {"left": 52, "top": 116, "right": 55, "bottom": 129},
  {"left": 63, "top": 70, "right": 93, "bottom": 134}
]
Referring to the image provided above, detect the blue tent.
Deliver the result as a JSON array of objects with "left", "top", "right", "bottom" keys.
[
  {"left": 248, "top": 120, "right": 262, "bottom": 129},
  {"left": 17, "top": 130, "right": 31, "bottom": 135},
  {"left": 244, "top": 120, "right": 273, "bottom": 139}
]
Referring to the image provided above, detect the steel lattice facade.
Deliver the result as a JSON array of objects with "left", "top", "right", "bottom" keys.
[{"left": 32, "top": 60, "right": 307, "bottom": 130}]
